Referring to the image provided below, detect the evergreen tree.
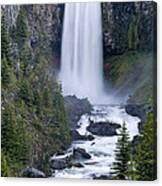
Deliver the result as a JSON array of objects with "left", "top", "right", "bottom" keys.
[
  {"left": 1, "top": 152, "right": 10, "bottom": 177},
  {"left": 18, "top": 79, "right": 33, "bottom": 106},
  {"left": 111, "top": 122, "right": 130, "bottom": 180},
  {"left": 134, "top": 113, "right": 156, "bottom": 180},
  {"left": 1, "top": 58, "right": 11, "bottom": 86},
  {"left": 1, "top": 14, "right": 10, "bottom": 61},
  {"left": 15, "top": 7, "right": 28, "bottom": 49}
]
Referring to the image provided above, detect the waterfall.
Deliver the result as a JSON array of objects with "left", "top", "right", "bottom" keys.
[{"left": 59, "top": 2, "right": 106, "bottom": 104}]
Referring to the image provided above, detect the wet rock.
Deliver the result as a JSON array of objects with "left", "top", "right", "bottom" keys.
[
  {"left": 70, "top": 130, "right": 94, "bottom": 141},
  {"left": 131, "top": 135, "right": 140, "bottom": 153},
  {"left": 73, "top": 148, "right": 91, "bottom": 160},
  {"left": 92, "top": 174, "right": 112, "bottom": 180},
  {"left": 21, "top": 167, "right": 46, "bottom": 178},
  {"left": 51, "top": 157, "right": 69, "bottom": 170},
  {"left": 87, "top": 121, "right": 121, "bottom": 136},
  {"left": 69, "top": 162, "right": 84, "bottom": 168},
  {"left": 125, "top": 104, "right": 145, "bottom": 122},
  {"left": 64, "top": 95, "right": 92, "bottom": 130}
]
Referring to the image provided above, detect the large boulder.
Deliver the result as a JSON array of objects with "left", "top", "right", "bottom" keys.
[
  {"left": 70, "top": 129, "right": 94, "bottom": 141},
  {"left": 87, "top": 121, "right": 121, "bottom": 136},
  {"left": 73, "top": 148, "right": 91, "bottom": 160},
  {"left": 50, "top": 157, "right": 69, "bottom": 170},
  {"left": 64, "top": 95, "right": 92, "bottom": 130},
  {"left": 125, "top": 104, "right": 145, "bottom": 122},
  {"left": 21, "top": 167, "right": 46, "bottom": 178}
]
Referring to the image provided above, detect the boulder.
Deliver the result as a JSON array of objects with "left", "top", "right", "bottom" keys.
[
  {"left": 87, "top": 121, "right": 121, "bottom": 136},
  {"left": 21, "top": 167, "right": 46, "bottom": 178},
  {"left": 73, "top": 148, "right": 91, "bottom": 160},
  {"left": 70, "top": 130, "right": 94, "bottom": 141},
  {"left": 64, "top": 95, "right": 92, "bottom": 130},
  {"left": 125, "top": 104, "right": 145, "bottom": 122},
  {"left": 51, "top": 157, "right": 69, "bottom": 170},
  {"left": 69, "top": 162, "right": 84, "bottom": 168}
]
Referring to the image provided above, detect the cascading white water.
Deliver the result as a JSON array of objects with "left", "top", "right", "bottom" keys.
[{"left": 59, "top": 2, "right": 106, "bottom": 104}]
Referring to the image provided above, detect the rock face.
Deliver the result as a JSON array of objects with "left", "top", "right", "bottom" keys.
[
  {"left": 87, "top": 121, "right": 121, "bottom": 136},
  {"left": 102, "top": 1, "right": 156, "bottom": 57},
  {"left": 2, "top": 2, "right": 156, "bottom": 66},
  {"left": 64, "top": 95, "right": 92, "bottom": 130},
  {"left": 125, "top": 104, "right": 146, "bottom": 123},
  {"left": 125, "top": 104, "right": 154, "bottom": 132},
  {"left": 21, "top": 167, "right": 46, "bottom": 178},
  {"left": 2, "top": 4, "right": 64, "bottom": 63}
]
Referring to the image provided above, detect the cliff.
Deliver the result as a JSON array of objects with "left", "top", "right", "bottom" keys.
[
  {"left": 102, "top": 1, "right": 156, "bottom": 56},
  {"left": 1, "top": 4, "right": 70, "bottom": 177},
  {"left": 102, "top": 1, "right": 156, "bottom": 105}
]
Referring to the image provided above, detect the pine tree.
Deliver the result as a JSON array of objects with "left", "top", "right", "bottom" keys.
[
  {"left": 15, "top": 7, "right": 28, "bottom": 49},
  {"left": 134, "top": 113, "right": 156, "bottom": 180},
  {"left": 1, "top": 14, "right": 10, "bottom": 61},
  {"left": 1, "top": 58, "right": 11, "bottom": 86},
  {"left": 111, "top": 122, "right": 130, "bottom": 180}
]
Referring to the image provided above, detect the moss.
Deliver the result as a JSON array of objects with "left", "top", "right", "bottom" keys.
[
  {"left": 104, "top": 51, "right": 154, "bottom": 105},
  {"left": 127, "top": 15, "right": 138, "bottom": 50}
]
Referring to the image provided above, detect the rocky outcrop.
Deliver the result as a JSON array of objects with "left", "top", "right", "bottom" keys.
[
  {"left": 2, "top": 4, "right": 64, "bottom": 64},
  {"left": 2, "top": 2, "right": 156, "bottom": 67},
  {"left": 51, "top": 157, "right": 69, "bottom": 170},
  {"left": 102, "top": 1, "right": 157, "bottom": 57},
  {"left": 21, "top": 167, "right": 46, "bottom": 178},
  {"left": 70, "top": 129, "right": 94, "bottom": 141},
  {"left": 125, "top": 104, "right": 154, "bottom": 132},
  {"left": 125, "top": 104, "right": 146, "bottom": 122},
  {"left": 25, "top": 4, "right": 64, "bottom": 58},
  {"left": 87, "top": 121, "right": 121, "bottom": 136},
  {"left": 64, "top": 95, "right": 92, "bottom": 130}
]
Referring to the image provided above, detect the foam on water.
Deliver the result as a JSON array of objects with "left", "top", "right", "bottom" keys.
[{"left": 52, "top": 105, "right": 140, "bottom": 179}]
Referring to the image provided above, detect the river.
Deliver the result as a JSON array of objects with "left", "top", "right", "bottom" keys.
[{"left": 51, "top": 104, "right": 140, "bottom": 179}]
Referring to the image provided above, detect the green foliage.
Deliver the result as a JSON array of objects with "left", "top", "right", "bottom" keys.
[
  {"left": 111, "top": 114, "right": 156, "bottom": 180},
  {"left": 1, "top": 7, "right": 71, "bottom": 176},
  {"left": 15, "top": 7, "right": 28, "bottom": 49},
  {"left": 17, "top": 79, "right": 33, "bottom": 106},
  {"left": 1, "top": 58, "right": 11, "bottom": 86},
  {"left": 104, "top": 51, "right": 154, "bottom": 105},
  {"left": 1, "top": 102, "right": 31, "bottom": 176},
  {"left": 1, "top": 152, "right": 11, "bottom": 177},
  {"left": 128, "top": 15, "right": 138, "bottom": 50},
  {"left": 1, "top": 14, "right": 10, "bottom": 61},
  {"left": 19, "top": 43, "right": 32, "bottom": 75},
  {"left": 133, "top": 113, "right": 156, "bottom": 180},
  {"left": 111, "top": 122, "right": 130, "bottom": 180}
]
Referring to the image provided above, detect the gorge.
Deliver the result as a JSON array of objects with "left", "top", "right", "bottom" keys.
[
  {"left": 1, "top": 1, "right": 156, "bottom": 180},
  {"left": 51, "top": 2, "right": 140, "bottom": 179}
]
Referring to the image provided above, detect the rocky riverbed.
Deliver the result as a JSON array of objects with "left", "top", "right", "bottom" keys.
[{"left": 51, "top": 104, "right": 140, "bottom": 179}]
